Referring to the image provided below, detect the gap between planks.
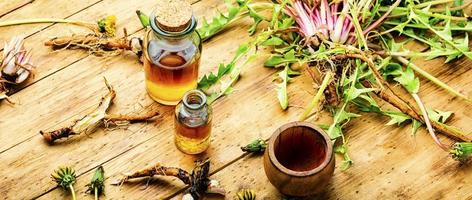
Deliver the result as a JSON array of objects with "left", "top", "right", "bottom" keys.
[{"left": 0, "top": 0, "right": 34, "bottom": 19}]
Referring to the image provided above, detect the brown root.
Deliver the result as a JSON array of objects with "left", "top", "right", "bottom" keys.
[
  {"left": 39, "top": 127, "right": 75, "bottom": 144},
  {"left": 328, "top": 53, "right": 470, "bottom": 142},
  {"left": 112, "top": 163, "right": 191, "bottom": 186},
  {"left": 104, "top": 110, "right": 160, "bottom": 124},
  {"left": 39, "top": 78, "right": 158, "bottom": 144},
  {"left": 362, "top": 81, "right": 471, "bottom": 142},
  {"left": 44, "top": 29, "right": 143, "bottom": 56},
  {"left": 114, "top": 159, "right": 223, "bottom": 199}
]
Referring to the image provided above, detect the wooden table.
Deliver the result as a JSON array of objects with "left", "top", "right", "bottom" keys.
[{"left": 1, "top": 0, "right": 471, "bottom": 199}]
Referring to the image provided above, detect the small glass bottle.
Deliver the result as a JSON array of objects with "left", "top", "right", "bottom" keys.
[
  {"left": 174, "top": 90, "right": 212, "bottom": 154},
  {"left": 143, "top": 0, "right": 201, "bottom": 105}
]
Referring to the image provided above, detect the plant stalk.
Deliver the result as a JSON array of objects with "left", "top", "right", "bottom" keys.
[
  {"left": 69, "top": 185, "right": 77, "bottom": 200},
  {"left": 300, "top": 72, "right": 333, "bottom": 121},
  {"left": 94, "top": 187, "right": 98, "bottom": 200},
  {"left": 0, "top": 18, "right": 96, "bottom": 30},
  {"left": 411, "top": 93, "right": 448, "bottom": 151},
  {"left": 395, "top": 56, "right": 472, "bottom": 103}
]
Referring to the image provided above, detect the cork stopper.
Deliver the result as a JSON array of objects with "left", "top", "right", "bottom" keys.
[{"left": 154, "top": 0, "right": 193, "bottom": 32}]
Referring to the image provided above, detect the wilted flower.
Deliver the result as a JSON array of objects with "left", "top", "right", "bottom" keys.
[
  {"left": 97, "top": 15, "right": 117, "bottom": 37},
  {"left": 1, "top": 36, "right": 34, "bottom": 84}
]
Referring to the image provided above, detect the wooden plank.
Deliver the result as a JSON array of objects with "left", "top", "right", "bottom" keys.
[
  {"left": 0, "top": 0, "right": 103, "bottom": 45},
  {"left": 0, "top": 0, "right": 33, "bottom": 18},
  {"left": 0, "top": 0, "right": 202, "bottom": 153},
  {"left": 0, "top": 1, "right": 256, "bottom": 199},
  {"left": 2, "top": 1, "right": 472, "bottom": 200}
]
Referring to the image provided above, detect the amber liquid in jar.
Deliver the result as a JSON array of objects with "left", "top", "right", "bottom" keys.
[
  {"left": 174, "top": 90, "right": 212, "bottom": 154},
  {"left": 144, "top": 39, "right": 199, "bottom": 105}
]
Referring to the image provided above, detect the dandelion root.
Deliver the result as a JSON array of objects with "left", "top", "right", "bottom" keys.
[{"left": 39, "top": 78, "right": 158, "bottom": 144}]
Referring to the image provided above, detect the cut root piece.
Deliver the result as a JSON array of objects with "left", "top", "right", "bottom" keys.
[
  {"left": 113, "top": 159, "right": 225, "bottom": 199},
  {"left": 39, "top": 78, "right": 159, "bottom": 144}
]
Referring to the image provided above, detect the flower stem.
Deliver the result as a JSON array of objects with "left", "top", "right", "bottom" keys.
[
  {"left": 412, "top": 93, "right": 448, "bottom": 151},
  {"left": 396, "top": 56, "right": 472, "bottom": 104},
  {"left": 300, "top": 72, "right": 333, "bottom": 121},
  {"left": 69, "top": 184, "right": 77, "bottom": 200},
  {"left": 0, "top": 18, "right": 96, "bottom": 30},
  {"left": 94, "top": 187, "right": 98, "bottom": 200}
]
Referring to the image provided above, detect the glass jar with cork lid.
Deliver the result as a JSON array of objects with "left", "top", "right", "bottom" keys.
[{"left": 143, "top": 0, "right": 201, "bottom": 105}]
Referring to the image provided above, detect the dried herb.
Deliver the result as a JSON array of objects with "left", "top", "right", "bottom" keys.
[
  {"left": 86, "top": 166, "right": 105, "bottom": 200},
  {"left": 0, "top": 36, "right": 35, "bottom": 103},
  {"left": 51, "top": 166, "right": 77, "bottom": 200},
  {"left": 114, "top": 159, "right": 225, "bottom": 199},
  {"left": 241, "top": 139, "right": 267, "bottom": 153},
  {"left": 236, "top": 189, "right": 256, "bottom": 200},
  {"left": 40, "top": 78, "right": 159, "bottom": 144}
]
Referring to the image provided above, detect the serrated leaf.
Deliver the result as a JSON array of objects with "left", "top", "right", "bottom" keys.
[
  {"left": 197, "top": 0, "right": 248, "bottom": 42},
  {"left": 394, "top": 65, "right": 420, "bottom": 94},
  {"left": 427, "top": 108, "right": 453, "bottom": 123},
  {"left": 385, "top": 111, "right": 411, "bottom": 126}
]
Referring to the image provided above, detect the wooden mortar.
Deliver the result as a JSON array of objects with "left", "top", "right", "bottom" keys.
[{"left": 263, "top": 121, "right": 335, "bottom": 197}]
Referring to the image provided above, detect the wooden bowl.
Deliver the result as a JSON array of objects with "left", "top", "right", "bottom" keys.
[{"left": 263, "top": 121, "right": 335, "bottom": 197}]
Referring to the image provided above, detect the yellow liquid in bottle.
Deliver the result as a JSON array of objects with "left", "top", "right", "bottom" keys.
[
  {"left": 144, "top": 41, "right": 199, "bottom": 105},
  {"left": 174, "top": 116, "right": 211, "bottom": 154}
]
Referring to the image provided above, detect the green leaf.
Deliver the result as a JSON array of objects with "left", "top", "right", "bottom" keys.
[
  {"left": 328, "top": 124, "right": 343, "bottom": 139},
  {"left": 247, "top": 5, "right": 264, "bottom": 35},
  {"left": 264, "top": 49, "right": 297, "bottom": 67},
  {"left": 393, "top": 65, "right": 420, "bottom": 94},
  {"left": 275, "top": 66, "right": 290, "bottom": 110},
  {"left": 427, "top": 108, "right": 453, "bottom": 123},
  {"left": 352, "top": 94, "right": 382, "bottom": 113},
  {"left": 261, "top": 36, "right": 285, "bottom": 46},
  {"left": 264, "top": 55, "right": 285, "bottom": 67},
  {"left": 198, "top": 43, "right": 249, "bottom": 89},
  {"left": 197, "top": 0, "right": 248, "bottom": 42},
  {"left": 334, "top": 142, "right": 353, "bottom": 170},
  {"left": 411, "top": 119, "right": 422, "bottom": 136},
  {"left": 412, "top": 7, "right": 472, "bottom": 60},
  {"left": 385, "top": 111, "right": 412, "bottom": 125}
]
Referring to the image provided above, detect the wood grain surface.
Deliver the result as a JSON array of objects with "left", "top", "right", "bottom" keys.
[{"left": 0, "top": 0, "right": 471, "bottom": 199}]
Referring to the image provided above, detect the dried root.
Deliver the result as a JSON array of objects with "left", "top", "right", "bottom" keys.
[
  {"left": 114, "top": 159, "right": 225, "bottom": 199},
  {"left": 0, "top": 36, "right": 36, "bottom": 103},
  {"left": 39, "top": 78, "right": 159, "bottom": 144},
  {"left": 44, "top": 29, "right": 143, "bottom": 57}
]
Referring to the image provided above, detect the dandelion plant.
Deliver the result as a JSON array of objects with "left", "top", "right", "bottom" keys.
[
  {"left": 51, "top": 166, "right": 77, "bottom": 200},
  {"left": 87, "top": 166, "right": 105, "bottom": 200},
  {"left": 195, "top": 0, "right": 472, "bottom": 168}
]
